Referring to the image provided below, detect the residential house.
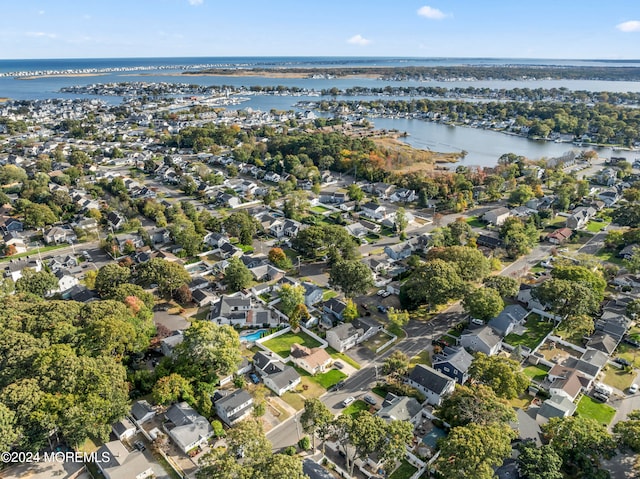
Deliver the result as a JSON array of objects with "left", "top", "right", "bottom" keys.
[
  {"left": 2, "top": 217, "right": 23, "bottom": 232},
  {"left": 54, "top": 269, "right": 79, "bottom": 295},
  {"left": 326, "top": 323, "right": 360, "bottom": 352},
  {"left": 389, "top": 188, "right": 416, "bottom": 203},
  {"left": 189, "top": 277, "right": 210, "bottom": 292},
  {"left": 432, "top": 346, "right": 474, "bottom": 385},
  {"left": 547, "top": 365, "right": 588, "bottom": 402},
  {"left": 302, "top": 282, "right": 323, "bottom": 307},
  {"left": 488, "top": 304, "right": 529, "bottom": 337},
  {"left": 366, "top": 182, "right": 394, "bottom": 199},
  {"left": 209, "top": 295, "right": 251, "bottom": 326},
  {"left": 264, "top": 172, "right": 281, "bottom": 183},
  {"left": 218, "top": 358, "right": 253, "bottom": 387},
  {"left": 386, "top": 281, "right": 401, "bottom": 295},
  {"left": 48, "top": 255, "right": 78, "bottom": 271},
  {"left": 252, "top": 351, "right": 301, "bottom": 396},
  {"left": 598, "top": 189, "right": 621, "bottom": 207},
  {"left": 219, "top": 242, "right": 242, "bottom": 259},
  {"left": 290, "top": 343, "right": 332, "bottom": 375},
  {"left": 352, "top": 316, "right": 383, "bottom": 342},
  {"left": 359, "top": 202, "right": 387, "bottom": 221},
  {"left": 149, "top": 228, "right": 171, "bottom": 245},
  {"left": 586, "top": 331, "right": 618, "bottom": 355},
  {"left": 3, "top": 258, "right": 42, "bottom": 282},
  {"left": 131, "top": 400, "right": 156, "bottom": 425},
  {"left": 96, "top": 440, "right": 154, "bottom": 479},
  {"left": 2, "top": 232, "right": 27, "bottom": 254},
  {"left": 204, "top": 232, "right": 229, "bottom": 249},
  {"left": 240, "top": 254, "right": 267, "bottom": 269},
  {"left": 536, "top": 395, "right": 577, "bottom": 424},
  {"left": 594, "top": 168, "right": 617, "bottom": 186},
  {"left": 323, "top": 297, "right": 347, "bottom": 321},
  {"left": 517, "top": 284, "right": 548, "bottom": 311},
  {"left": 384, "top": 241, "right": 414, "bottom": 261},
  {"left": 406, "top": 364, "right": 455, "bottom": 406},
  {"left": 160, "top": 332, "right": 184, "bottom": 357},
  {"left": 249, "top": 264, "right": 286, "bottom": 282},
  {"left": 192, "top": 289, "right": 217, "bottom": 307},
  {"left": 476, "top": 234, "right": 503, "bottom": 249},
  {"left": 618, "top": 244, "right": 639, "bottom": 260},
  {"left": 112, "top": 418, "right": 136, "bottom": 441},
  {"left": 269, "top": 218, "right": 301, "bottom": 238},
  {"left": 459, "top": 325, "right": 502, "bottom": 355},
  {"left": 106, "top": 211, "right": 126, "bottom": 230},
  {"left": 214, "top": 389, "right": 253, "bottom": 426},
  {"left": 482, "top": 207, "right": 511, "bottom": 226},
  {"left": 575, "top": 349, "right": 609, "bottom": 380},
  {"left": 565, "top": 206, "right": 596, "bottom": 230},
  {"left": 164, "top": 402, "right": 215, "bottom": 454},
  {"left": 345, "top": 222, "right": 368, "bottom": 238},
  {"left": 547, "top": 227, "right": 573, "bottom": 244},
  {"left": 376, "top": 393, "right": 422, "bottom": 425}
]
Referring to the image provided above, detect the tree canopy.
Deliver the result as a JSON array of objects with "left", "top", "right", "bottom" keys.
[
  {"left": 468, "top": 353, "right": 530, "bottom": 399},
  {"left": 223, "top": 257, "right": 253, "bottom": 292},
  {"left": 329, "top": 260, "right": 374, "bottom": 298},
  {"left": 436, "top": 384, "right": 516, "bottom": 427},
  {"left": 427, "top": 246, "right": 490, "bottom": 281},
  {"left": 462, "top": 287, "right": 504, "bottom": 321},
  {"left": 400, "top": 259, "right": 463, "bottom": 310}
]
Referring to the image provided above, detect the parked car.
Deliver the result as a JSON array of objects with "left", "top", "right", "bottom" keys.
[
  {"left": 381, "top": 291, "right": 391, "bottom": 298},
  {"left": 249, "top": 373, "right": 260, "bottom": 384},
  {"left": 342, "top": 397, "right": 355, "bottom": 407},
  {"left": 615, "top": 357, "right": 632, "bottom": 367},
  {"left": 629, "top": 384, "right": 639, "bottom": 394},
  {"left": 593, "top": 392, "right": 609, "bottom": 403},
  {"left": 377, "top": 305, "right": 387, "bottom": 313},
  {"left": 81, "top": 250, "right": 92, "bottom": 261},
  {"left": 363, "top": 395, "right": 377, "bottom": 406},
  {"left": 432, "top": 339, "right": 450, "bottom": 348},
  {"left": 623, "top": 336, "right": 640, "bottom": 348},
  {"left": 133, "top": 441, "right": 146, "bottom": 452},
  {"left": 334, "top": 361, "right": 344, "bottom": 369},
  {"left": 471, "top": 318, "right": 484, "bottom": 326},
  {"left": 376, "top": 290, "right": 385, "bottom": 296}
]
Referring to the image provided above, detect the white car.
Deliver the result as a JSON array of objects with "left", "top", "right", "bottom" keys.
[
  {"left": 376, "top": 290, "right": 385, "bottom": 296},
  {"left": 342, "top": 397, "right": 355, "bottom": 407},
  {"left": 630, "top": 384, "right": 639, "bottom": 394}
]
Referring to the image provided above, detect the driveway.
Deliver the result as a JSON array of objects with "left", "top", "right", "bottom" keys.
[{"left": 154, "top": 311, "right": 190, "bottom": 333}]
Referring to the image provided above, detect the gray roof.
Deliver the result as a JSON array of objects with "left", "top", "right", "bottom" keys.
[
  {"left": 97, "top": 440, "right": 153, "bottom": 478},
  {"left": 488, "top": 304, "right": 528, "bottom": 336},
  {"left": 432, "top": 346, "right": 473, "bottom": 373},
  {"left": 268, "top": 365, "right": 300, "bottom": 390},
  {"left": 165, "top": 402, "right": 214, "bottom": 452},
  {"left": 352, "top": 316, "right": 380, "bottom": 333},
  {"left": 210, "top": 295, "right": 251, "bottom": 320},
  {"left": 408, "top": 364, "right": 454, "bottom": 395},
  {"left": 377, "top": 393, "right": 422, "bottom": 422},
  {"left": 537, "top": 395, "right": 577, "bottom": 420},
  {"left": 329, "top": 322, "right": 360, "bottom": 340},
  {"left": 112, "top": 418, "right": 135, "bottom": 437},
  {"left": 131, "top": 400, "right": 155, "bottom": 422},
  {"left": 215, "top": 389, "right": 253, "bottom": 419},
  {"left": 463, "top": 325, "right": 502, "bottom": 349},
  {"left": 587, "top": 331, "right": 618, "bottom": 354}
]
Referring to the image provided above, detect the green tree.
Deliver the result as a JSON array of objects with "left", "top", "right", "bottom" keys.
[
  {"left": 268, "top": 247, "right": 293, "bottom": 269},
  {"left": 342, "top": 299, "right": 359, "bottom": 322},
  {"left": 435, "top": 423, "right": 516, "bottom": 479},
  {"left": 22, "top": 203, "right": 57, "bottom": 228},
  {"left": 426, "top": 246, "right": 490, "bottom": 281},
  {"left": 15, "top": 269, "right": 58, "bottom": 297},
  {"left": 436, "top": 384, "right": 516, "bottom": 427},
  {"left": 395, "top": 207, "right": 408, "bottom": 234},
  {"left": 174, "top": 321, "right": 242, "bottom": 383},
  {"left": 278, "top": 284, "right": 305, "bottom": 317},
  {"left": 468, "top": 353, "right": 530, "bottom": 399},
  {"left": 95, "top": 263, "right": 131, "bottom": 297},
  {"left": 136, "top": 258, "right": 191, "bottom": 297},
  {"left": 400, "top": 259, "right": 463, "bottom": 310},
  {"left": 0, "top": 402, "right": 19, "bottom": 451},
  {"left": 300, "top": 398, "right": 334, "bottom": 451},
  {"left": 532, "top": 278, "right": 600, "bottom": 318},
  {"left": 508, "top": 184, "right": 535, "bottom": 206},
  {"left": 347, "top": 183, "right": 364, "bottom": 202},
  {"left": 224, "top": 211, "right": 257, "bottom": 245},
  {"left": 462, "top": 287, "right": 504, "bottom": 322},
  {"left": 517, "top": 441, "right": 563, "bottom": 479},
  {"left": 551, "top": 264, "right": 606, "bottom": 298},
  {"left": 542, "top": 416, "right": 616, "bottom": 477},
  {"left": 223, "top": 257, "right": 253, "bottom": 292},
  {"left": 288, "top": 303, "right": 310, "bottom": 330},
  {"left": 482, "top": 275, "right": 519, "bottom": 298},
  {"left": 387, "top": 307, "right": 410, "bottom": 329},
  {"left": 152, "top": 373, "right": 194, "bottom": 405},
  {"left": 613, "top": 410, "right": 640, "bottom": 452},
  {"left": 623, "top": 246, "right": 640, "bottom": 274},
  {"left": 380, "top": 420, "right": 414, "bottom": 473},
  {"left": 0, "top": 165, "right": 27, "bottom": 185},
  {"left": 329, "top": 260, "right": 373, "bottom": 298},
  {"left": 108, "top": 283, "right": 155, "bottom": 310},
  {"left": 382, "top": 351, "right": 410, "bottom": 377}
]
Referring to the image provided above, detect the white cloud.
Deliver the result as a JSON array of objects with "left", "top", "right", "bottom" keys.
[
  {"left": 616, "top": 20, "right": 640, "bottom": 32},
  {"left": 188, "top": 0, "right": 204, "bottom": 5},
  {"left": 26, "top": 31, "right": 57, "bottom": 39},
  {"left": 417, "top": 5, "right": 447, "bottom": 20},
  {"left": 347, "top": 34, "right": 370, "bottom": 46}
]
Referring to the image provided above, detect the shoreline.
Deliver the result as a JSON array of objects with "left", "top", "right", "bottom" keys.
[{"left": 15, "top": 73, "right": 108, "bottom": 80}]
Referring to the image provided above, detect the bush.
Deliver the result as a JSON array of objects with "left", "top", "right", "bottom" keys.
[
  {"left": 298, "top": 436, "right": 311, "bottom": 450},
  {"left": 283, "top": 446, "right": 297, "bottom": 456}
]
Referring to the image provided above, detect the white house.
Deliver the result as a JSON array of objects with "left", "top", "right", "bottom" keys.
[
  {"left": 214, "top": 389, "right": 253, "bottom": 426},
  {"left": 164, "top": 402, "right": 215, "bottom": 454},
  {"left": 406, "top": 364, "right": 455, "bottom": 406},
  {"left": 253, "top": 351, "right": 301, "bottom": 396},
  {"left": 482, "top": 207, "right": 511, "bottom": 226}
]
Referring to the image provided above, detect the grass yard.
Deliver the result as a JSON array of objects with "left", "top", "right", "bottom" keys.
[
  {"left": 554, "top": 321, "right": 586, "bottom": 348},
  {"left": 595, "top": 248, "right": 624, "bottom": 265},
  {"left": 322, "top": 289, "right": 338, "bottom": 301},
  {"left": 586, "top": 220, "right": 609, "bottom": 233},
  {"left": 262, "top": 332, "right": 322, "bottom": 358},
  {"left": 602, "top": 366, "right": 636, "bottom": 391},
  {"left": 503, "top": 314, "right": 554, "bottom": 350},
  {"left": 616, "top": 343, "right": 640, "bottom": 369},
  {"left": 0, "top": 243, "right": 68, "bottom": 263},
  {"left": 372, "top": 386, "right": 387, "bottom": 398},
  {"left": 326, "top": 347, "right": 361, "bottom": 369},
  {"left": 310, "top": 205, "right": 331, "bottom": 213},
  {"left": 342, "top": 399, "right": 370, "bottom": 417},
  {"left": 508, "top": 394, "right": 532, "bottom": 409},
  {"left": 576, "top": 395, "right": 616, "bottom": 425},
  {"left": 282, "top": 391, "right": 306, "bottom": 410},
  {"left": 312, "top": 369, "right": 347, "bottom": 389},
  {"left": 361, "top": 330, "right": 396, "bottom": 353},
  {"left": 466, "top": 216, "right": 485, "bottom": 228},
  {"left": 299, "top": 376, "right": 326, "bottom": 399},
  {"left": 388, "top": 459, "right": 418, "bottom": 479},
  {"left": 410, "top": 350, "right": 432, "bottom": 368},
  {"left": 522, "top": 364, "right": 550, "bottom": 382}
]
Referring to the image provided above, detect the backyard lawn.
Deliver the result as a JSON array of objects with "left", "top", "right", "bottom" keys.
[
  {"left": 410, "top": 350, "right": 432, "bottom": 368},
  {"left": 465, "top": 216, "right": 485, "bottom": 228},
  {"left": 595, "top": 248, "right": 624, "bottom": 265},
  {"left": 602, "top": 366, "right": 636, "bottom": 391},
  {"left": 282, "top": 391, "right": 306, "bottom": 411},
  {"left": 310, "top": 205, "right": 331, "bottom": 213},
  {"left": 388, "top": 460, "right": 418, "bottom": 479},
  {"left": 342, "top": 400, "right": 370, "bottom": 417},
  {"left": 312, "top": 369, "right": 347, "bottom": 389},
  {"left": 262, "top": 332, "right": 322, "bottom": 358},
  {"left": 586, "top": 220, "right": 609, "bottom": 232},
  {"left": 576, "top": 395, "right": 616, "bottom": 425},
  {"left": 522, "top": 364, "right": 550, "bottom": 382},
  {"left": 503, "top": 314, "right": 554, "bottom": 350},
  {"left": 616, "top": 343, "right": 640, "bottom": 369}
]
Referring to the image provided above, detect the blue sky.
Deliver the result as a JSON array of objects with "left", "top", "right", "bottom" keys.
[{"left": 1, "top": 1, "right": 640, "bottom": 59}]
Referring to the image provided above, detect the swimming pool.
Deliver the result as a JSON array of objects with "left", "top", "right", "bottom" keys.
[
  {"left": 422, "top": 427, "right": 446, "bottom": 448},
  {"left": 240, "top": 329, "right": 268, "bottom": 342}
]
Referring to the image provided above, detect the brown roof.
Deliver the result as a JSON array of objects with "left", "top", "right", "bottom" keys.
[{"left": 290, "top": 343, "right": 331, "bottom": 369}]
